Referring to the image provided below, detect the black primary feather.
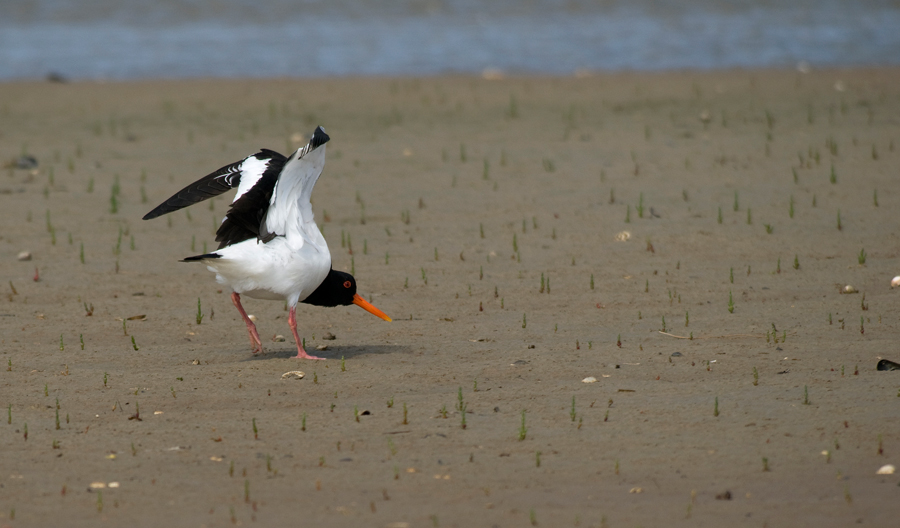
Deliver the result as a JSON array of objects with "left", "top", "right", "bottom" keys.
[
  {"left": 142, "top": 148, "right": 286, "bottom": 226},
  {"left": 143, "top": 158, "right": 245, "bottom": 220},
  {"left": 309, "top": 126, "right": 330, "bottom": 150}
]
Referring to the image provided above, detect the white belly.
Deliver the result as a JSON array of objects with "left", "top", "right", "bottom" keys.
[{"left": 202, "top": 237, "right": 331, "bottom": 306}]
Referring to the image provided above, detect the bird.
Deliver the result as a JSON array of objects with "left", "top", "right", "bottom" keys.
[{"left": 142, "top": 126, "right": 391, "bottom": 359}]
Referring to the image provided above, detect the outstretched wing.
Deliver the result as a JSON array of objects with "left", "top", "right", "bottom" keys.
[
  {"left": 142, "top": 149, "right": 285, "bottom": 220},
  {"left": 264, "top": 126, "right": 330, "bottom": 239},
  {"left": 214, "top": 150, "right": 288, "bottom": 248}
]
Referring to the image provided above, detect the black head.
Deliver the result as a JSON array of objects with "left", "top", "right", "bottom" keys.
[
  {"left": 302, "top": 269, "right": 392, "bottom": 321},
  {"left": 303, "top": 269, "right": 356, "bottom": 307}
]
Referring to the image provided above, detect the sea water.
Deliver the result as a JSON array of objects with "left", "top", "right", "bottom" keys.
[{"left": 1, "top": 0, "right": 899, "bottom": 80}]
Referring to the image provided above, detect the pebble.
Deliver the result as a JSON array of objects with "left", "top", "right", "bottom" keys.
[
  {"left": 248, "top": 314, "right": 257, "bottom": 322},
  {"left": 272, "top": 334, "right": 286, "bottom": 342},
  {"left": 322, "top": 332, "right": 336, "bottom": 340},
  {"left": 614, "top": 230, "right": 631, "bottom": 242},
  {"left": 15, "top": 155, "right": 38, "bottom": 170},
  {"left": 17, "top": 251, "right": 32, "bottom": 261},
  {"left": 892, "top": 276, "right": 900, "bottom": 288},
  {"left": 876, "top": 464, "right": 895, "bottom": 475},
  {"left": 582, "top": 376, "right": 598, "bottom": 383},
  {"left": 876, "top": 359, "right": 900, "bottom": 371},
  {"left": 280, "top": 371, "right": 305, "bottom": 380},
  {"left": 842, "top": 285, "right": 858, "bottom": 294},
  {"left": 671, "top": 352, "right": 683, "bottom": 357},
  {"left": 315, "top": 344, "right": 328, "bottom": 351}
]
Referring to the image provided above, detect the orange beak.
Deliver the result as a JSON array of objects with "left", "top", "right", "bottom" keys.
[{"left": 352, "top": 294, "right": 392, "bottom": 322}]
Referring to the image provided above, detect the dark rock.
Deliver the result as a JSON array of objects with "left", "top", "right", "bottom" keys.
[
  {"left": 46, "top": 72, "right": 68, "bottom": 83},
  {"left": 876, "top": 359, "right": 900, "bottom": 371},
  {"left": 15, "top": 155, "right": 38, "bottom": 170}
]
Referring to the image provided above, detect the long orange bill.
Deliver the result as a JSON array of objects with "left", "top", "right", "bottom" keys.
[{"left": 352, "top": 294, "right": 392, "bottom": 322}]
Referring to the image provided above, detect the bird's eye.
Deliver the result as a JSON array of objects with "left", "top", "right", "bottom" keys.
[{"left": 343, "top": 281, "right": 352, "bottom": 288}]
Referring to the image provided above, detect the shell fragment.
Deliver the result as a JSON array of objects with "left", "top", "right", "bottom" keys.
[{"left": 876, "top": 464, "right": 895, "bottom": 475}]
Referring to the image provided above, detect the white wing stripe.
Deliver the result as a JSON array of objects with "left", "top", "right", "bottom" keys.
[{"left": 233, "top": 156, "right": 269, "bottom": 203}]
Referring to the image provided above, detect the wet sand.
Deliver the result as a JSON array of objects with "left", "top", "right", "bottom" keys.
[{"left": 1, "top": 69, "right": 899, "bottom": 527}]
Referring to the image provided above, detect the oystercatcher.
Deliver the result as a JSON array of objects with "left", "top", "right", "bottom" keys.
[{"left": 143, "top": 126, "right": 391, "bottom": 359}]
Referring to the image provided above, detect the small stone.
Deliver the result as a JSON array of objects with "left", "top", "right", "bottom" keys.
[
  {"left": 89, "top": 482, "right": 106, "bottom": 489},
  {"left": 582, "top": 376, "right": 598, "bottom": 383},
  {"left": 892, "top": 276, "right": 900, "bottom": 288},
  {"left": 322, "top": 332, "right": 336, "bottom": 340},
  {"left": 17, "top": 251, "right": 32, "bottom": 261},
  {"left": 248, "top": 314, "right": 257, "bottom": 322},
  {"left": 876, "top": 464, "right": 895, "bottom": 475},
  {"left": 15, "top": 155, "right": 38, "bottom": 170},
  {"left": 191, "top": 359, "right": 200, "bottom": 365},
  {"left": 629, "top": 487, "right": 643, "bottom": 494},
  {"left": 671, "top": 352, "right": 683, "bottom": 357},
  {"left": 281, "top": 371, "right": 305, "bottom": 380},
  {"left": 108, "top": 482, "right": 120, "bottom": 488},
  {"left": 272, "top": 334, "right": 286, "bottom": 342},
  {"left": 315, "top": 344, "right": 328, "bottom": 351},
  {"left": 842, "top": 285, "right": 858, "bottom": 294},
  {"left": 876, "top": 359, "right": 900, "bottom": 371}
]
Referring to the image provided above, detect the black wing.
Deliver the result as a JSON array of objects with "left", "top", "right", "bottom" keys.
[
  {"left": 142, "top": 149, "right": 284, "bottom": 221},
  {"left": 214, "top": 150, "right": 288, "bottom": 249}
]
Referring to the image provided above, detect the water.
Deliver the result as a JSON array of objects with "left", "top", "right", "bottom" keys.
[{"left": 2, "top": 0, "right": 899, "bottom": 80}]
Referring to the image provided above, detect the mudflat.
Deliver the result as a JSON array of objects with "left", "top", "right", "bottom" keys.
[{"left": 1, "top": 70, "right": 899, "bottom": 527}]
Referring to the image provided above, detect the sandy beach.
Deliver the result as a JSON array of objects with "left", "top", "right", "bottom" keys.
[{"left": 1, "top": 69, "right": 899, "bottom": 527}]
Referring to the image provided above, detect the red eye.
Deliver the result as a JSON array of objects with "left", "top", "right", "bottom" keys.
[{"left": 343, "top": 281, "right": 352, "bottom": 288}]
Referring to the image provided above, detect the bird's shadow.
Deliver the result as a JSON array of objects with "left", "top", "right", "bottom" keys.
[{"left": 243, "top": 344, "right": 410, "bottom": 362}]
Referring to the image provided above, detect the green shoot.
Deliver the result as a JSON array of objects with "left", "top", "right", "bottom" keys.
[{"left": 518, "top": 410, "right": 527, "bottom": 440}]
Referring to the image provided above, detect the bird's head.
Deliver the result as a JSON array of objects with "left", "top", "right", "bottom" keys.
[{"left": 303, "top": 269, "right": 391, "bottom": 321}]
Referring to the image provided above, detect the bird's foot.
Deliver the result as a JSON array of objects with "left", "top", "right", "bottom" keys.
[{"left": 291, "top": 348, "right": 325, "bottom": 360}]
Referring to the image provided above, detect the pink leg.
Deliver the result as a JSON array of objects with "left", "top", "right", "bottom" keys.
[
  {"left": 231, "top": 292, "right": 263, "bottom": 354},
  {"left": 288, "top": 306, "right": 325, "bottom": 360}
]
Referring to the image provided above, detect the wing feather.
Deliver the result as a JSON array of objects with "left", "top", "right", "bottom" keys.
[
  {"left": 265, "top": 126, "right": 330, "bottom": 237},
  {"left": 142, "top": 149, "right": 284, "bottom": 220},
  {"left": 215, "top": 150, "right": 287, "bottom": 248}
]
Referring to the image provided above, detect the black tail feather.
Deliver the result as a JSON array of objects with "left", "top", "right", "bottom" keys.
[{"left": 181, "top": 253, "right": 222, "bottom": 262}]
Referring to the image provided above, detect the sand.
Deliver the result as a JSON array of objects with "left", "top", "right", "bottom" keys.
[{"left": 1, "top": 69, "right": 899, "bottom": 527}]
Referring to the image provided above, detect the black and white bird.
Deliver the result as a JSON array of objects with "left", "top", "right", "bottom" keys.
[{"left": 143, "top": 126, "right": 391, "bottom": 360}]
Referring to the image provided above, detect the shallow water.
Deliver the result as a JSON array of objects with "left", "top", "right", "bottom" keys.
[{"left": 2, "top": 0, "right": 899, "bottom": 79}]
